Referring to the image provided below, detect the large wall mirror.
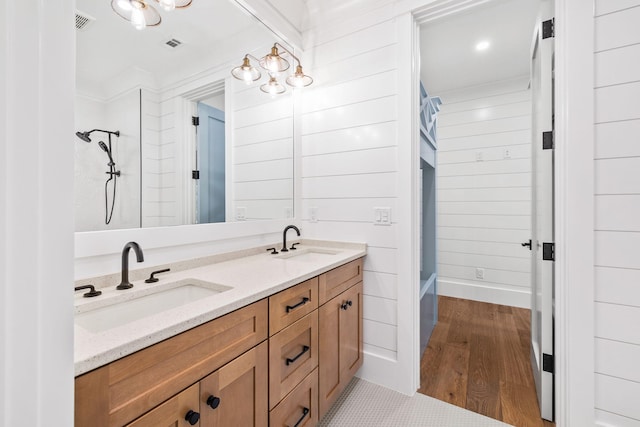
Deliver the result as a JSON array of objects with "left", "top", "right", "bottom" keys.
[{"left": 75, "top": 0, "right": 294, "bottom": 232}]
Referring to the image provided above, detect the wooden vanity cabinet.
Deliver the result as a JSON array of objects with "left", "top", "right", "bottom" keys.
[
  {"left": 75, "top": 300, "right": 268, "bottom": 427},
  {"left": 318, "top": 270, "right": 363, "bottom": 419}
]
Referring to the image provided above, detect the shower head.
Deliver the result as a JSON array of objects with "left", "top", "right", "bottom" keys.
[
  {"left": 75, "top": 129, "right": 120, "bottom": 143},
  {"left": 98, "top": 141, "right": 116, "bottom": 166},
  {"left": 76, "top": 131, "right": 92, "bottom": 142}
]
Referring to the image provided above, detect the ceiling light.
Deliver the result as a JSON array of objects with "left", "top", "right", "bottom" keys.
[
  {"left": 476, "top": 40, "right": 490, "bottom": 51},
  {"left": 231, "top": 55, "right": 262, "bottom": 84},
  {"left": 111, "top": 0, "right": 191, "bottom": 30},
  {"left": 233, "top": 43, "right": 313, "bottom": 95}
]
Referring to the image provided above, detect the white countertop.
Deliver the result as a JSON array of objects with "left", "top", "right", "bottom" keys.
[{"left": 74, "top": 241, "right": 366, "bottom": 376}]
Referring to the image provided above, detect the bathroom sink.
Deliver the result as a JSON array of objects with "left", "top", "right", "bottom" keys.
[
  {"left": 275, "top": 248, "right": 341, "bottom": 262},
  {"left": 75, "top": 279, "right": 231, "bottom": 333}
]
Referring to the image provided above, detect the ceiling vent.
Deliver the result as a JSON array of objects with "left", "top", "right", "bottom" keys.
[
  {"left": 164, "top": 38, "right": 184, "bottom": 49},
  {"left": 75, "top": 11, "right": 95, "bottom": 31}
]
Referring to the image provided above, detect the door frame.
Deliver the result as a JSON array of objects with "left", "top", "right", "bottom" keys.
[{"left": 404, "top": 0, "right": 594, "bottom": 425}]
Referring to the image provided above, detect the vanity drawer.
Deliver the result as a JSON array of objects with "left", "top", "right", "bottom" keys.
[
  {"left": 269, "top": 368, "right": 318, "bottom": 427},
  {"left": 269, "top": 311, "right": 318, "bottom": 409},
  {"left": 319, "top": 258, "right": 363, "bottom": 305},
  {"left": 269, "top": 277, "right": 318, "bottom": 335},
  {"left": 75, "top": 299, "right": 268, "bottom": 427}
]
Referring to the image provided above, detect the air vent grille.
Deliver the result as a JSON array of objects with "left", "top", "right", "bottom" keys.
[
  {"left": 165, "top": 38, "right": 183, "bottom": 49},
  {"left": 75, "top": 11, "right": 95, "bottom": 31}
]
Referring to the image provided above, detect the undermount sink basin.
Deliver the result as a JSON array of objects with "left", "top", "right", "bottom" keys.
[
  {"left": 75, "top": 279, "right": 231, "bottom": 333},
  {"left": 275, "top": 247, "right": 341, "bottom": 262}
]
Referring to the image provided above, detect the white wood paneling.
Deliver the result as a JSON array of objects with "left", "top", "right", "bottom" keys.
[
  {"left": 363, "top": 295, "right": 397, "bottom": 326},
  {"left": 595, "top": 82, "right": 640, "bottom": 123},
  {"left": 595, "top": 410, "right": 640, "bottom": 427},
  {"left": 435, "top": 82, "right": 531, "bottom": 306},
  {"left": 363, "top": 319, "right": 397, "bottom": 351},
  {"left": 595, "top": 158, "right": 640, "bottom": 194},
  {"left": 596, "top": 195, "right": 640, "bottom": 231},
  {"left": 301, "top": 197, "right": 397, "bottom": 223},
  {"left": 595, "top": 374, "right": 640, "bottom": 422},
  {"left": 363, "top": 271, "right": 398, "bottom": 300},
  {"left": 303, "top": 146, "right": 397, "bottom": 177},
  {"left": 595, "top": 338, "right": 640, "bottom": 383},
  {"left": 595, "top": 0, "right": 640, "bottom": 16},
  {"left": 595, "top": 43, "right": 640, "bottom": 88},
  {"left": 234, "top": 138, "right": 293, "bottom": 164},
  {"left": 302, "top": 173, "right": 396, "bottom": 198},
  {"left": 438, "top": 172, "right": 530, "bottom": 189},
  {"left": 595, "top": 302, "right": 640, "bottom": 345},
  {"left": 595, "top": 267, "right": 640, "bottom": 307},
  {"left": 302, "top": 121, "right": 396, "bottom": 156},
  {"left": 595, "top": 120, "right": 640, "bottom": 159},
  {"left": 595, "top": 231, "right": 640, "bottom": 269},
  {"left": 594, "top": 5, "right": 640, "bottom": 52}
]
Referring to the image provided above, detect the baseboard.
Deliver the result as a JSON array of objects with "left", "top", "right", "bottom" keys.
[{"left": 438, "top": 279, "right": 530, "bottom": 309}]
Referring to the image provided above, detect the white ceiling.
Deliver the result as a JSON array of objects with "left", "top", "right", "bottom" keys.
[
  {"left": 76, "top": 0, "right": 277, "bottom": 96},
  {"left": 419, "top": 0, "right": 540, "bottom": 94}
]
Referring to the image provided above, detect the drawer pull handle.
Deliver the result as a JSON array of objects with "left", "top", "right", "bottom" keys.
[
  {"left": 291, "top": 407, "right": 310, "bottom": 427},
  {"left": 286, "top": 345, "right": 310, "bottom": 366},
  {"left": 185, "top": 410, "right": 200, "bottom": 425},
  {"left": 286, "top": 297, "right": 310, "bottom": 313},
  {"left": 206, "top": 395, "right": 221, "bottom": 409},
  {"left": 341, "top": 300, "right": 353, "bottom": 310}
]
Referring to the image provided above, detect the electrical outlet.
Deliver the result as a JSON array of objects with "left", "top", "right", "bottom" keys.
[
  {"left": 475, "top": 268, "right": 485, "bottom": 280},
  {"left": 503, "top": 148, "right": 512, "bottom": 159},
  {"left": 284, "top": 207, "right": 293, "bottom": 218},
  {"left": 309, "top": 207, "right": 318, "bottom": 223},
  {"left": 236, "top": 207, "right": 246, "bottom": 221}
]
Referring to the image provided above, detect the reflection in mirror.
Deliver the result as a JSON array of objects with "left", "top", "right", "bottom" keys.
[{"left": 75, "top": 0, "right": 294, "bottom": 232}]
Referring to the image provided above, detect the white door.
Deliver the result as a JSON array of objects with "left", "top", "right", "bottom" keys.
[{"left": 529, "top": 2, "right": 554, "bottom": 421}]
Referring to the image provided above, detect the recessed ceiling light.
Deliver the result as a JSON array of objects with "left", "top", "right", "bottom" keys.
[{"left": 476, "top": 40, "right": 490, "bottom": 51}]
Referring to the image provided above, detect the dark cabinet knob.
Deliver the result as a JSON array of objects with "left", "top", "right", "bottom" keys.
[
  {"left": 206, "top": 395, "right": 221, "bottom": 409},
  {"left": 341, "top": 300, "right": 353, "bottom": 310},
  {"left": 185, "top": 410, "right": 200, "bottom": 425}
]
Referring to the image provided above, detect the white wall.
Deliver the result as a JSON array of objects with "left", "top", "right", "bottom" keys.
[
  {"left": 1, "top": 0, "right": 75, "bottom": 425},
  {"left": 593, "top": 1, "right": 640, "bottom": 425},
  {"left": 435, "top": 78, "right": 532, "bottom": 308},
  {"left": 75, "top": 90, "right": 141, "bottom": 231},
  {"left": 301, "top": 2, "right": 413, "bottom": 391}
]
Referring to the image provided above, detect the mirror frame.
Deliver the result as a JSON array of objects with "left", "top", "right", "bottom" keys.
[{"left": 75, "top": 0, "right": 303, "bottom": 260}]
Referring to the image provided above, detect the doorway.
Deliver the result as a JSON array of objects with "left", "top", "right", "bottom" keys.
[{"left": 416, "top": 0, "right": 554, "bottom": 423}]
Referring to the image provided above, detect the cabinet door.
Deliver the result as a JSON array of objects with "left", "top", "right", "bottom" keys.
[
  {"left": 199, "top": 341, "right": 268, "bottom": 427},
  {"left": 270, "top": 369, "right": 318, "bottom": 427},
  {"left": 126, "top": 383, "right": 200, "bottom": 427},
  {"left": 318, "top": 281, "right": 363, "bottom": 419}
]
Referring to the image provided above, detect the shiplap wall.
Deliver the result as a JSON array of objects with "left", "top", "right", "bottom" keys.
[
  {"left": 141, "top": 89, "right": 165, "bottom": 228},
  {"left": 435, "top": 78, "right": 532, "bottom": 308},
  {"left": 594, "top": 1, "right": 640, "bottom": 425},
  {"left": 301, "top": 4, "right": 404, "bottom": 381},
  {"left": 230, "top": 79, "right": 294, "bottom": 221},
  {"left": 74, "top": 90, "right": 141, "bottom": 231}
]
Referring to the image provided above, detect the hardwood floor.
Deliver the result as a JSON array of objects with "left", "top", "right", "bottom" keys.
[{"left": 418, "top": 296, "right": 555, "bottom": 427}]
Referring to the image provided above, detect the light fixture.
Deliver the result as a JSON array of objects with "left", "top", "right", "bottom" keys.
[
  {"left": 231, "top": 55, "right": 262, "bottom": 84},
  {"left": 232, "top": 42, "right": 313, "bottom": 95},
  {"left": 260, "top": 76, "right": 286, "bottom": 95},
  {"left": 111, "top": 0, "right": 191, "bottom": 30},
  {"left": 475, "top": 40, "right": 490, "bottom": 51}
]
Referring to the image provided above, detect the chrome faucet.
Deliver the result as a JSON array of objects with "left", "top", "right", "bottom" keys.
[
  {"left": 281, "top": 225, "right": 300, "bottom": 252},
  {"left": 117, "top": 241, "right": 144, "bottom": 290}
]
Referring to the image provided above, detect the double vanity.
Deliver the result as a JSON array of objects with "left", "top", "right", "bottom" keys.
[{"left": 74, "top": 239, "right": 366, "bottom": 426}]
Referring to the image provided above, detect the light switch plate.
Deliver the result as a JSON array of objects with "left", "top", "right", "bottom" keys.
[
  {"left": 309, "top": 207, "right": 318, "bottom": 223},
  {"left": 236, "top": 207, "right": 246, "bottom": 221},
  {"left": 374, "top": 207, "right": 391, "bottom": 225},
  {"left": 475, "top": 267, "right": 485, "bottom": 280}
]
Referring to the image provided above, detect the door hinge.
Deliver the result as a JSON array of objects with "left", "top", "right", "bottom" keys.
[
  {"left": 192, "top": 170, "right": 200, "bottom": 180},
  {"left": 543, "top": 353, "right": 554, "bottom": 373},
  {"left": 192, "top": 116, "right": 200, "bottom": 126},
  {"left": 542, "top": 18, "right": 555, "bottom": 39},
  {"left": 543, "top": 131, "right": 554, "bottom": 150},
  {"left": 542, "top": 242, "right": 555, "bottom": 261}
]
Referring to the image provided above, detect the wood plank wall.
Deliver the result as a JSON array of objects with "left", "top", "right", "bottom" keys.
[
  {"left": 594, "top": 1, "right": 640, "bottom": 425},
  {"left": 301, "top": 7, "right": 402, "bottom": 366},
  {"left": 435, "top": 78, "right": 532, "bottom": 308}
]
